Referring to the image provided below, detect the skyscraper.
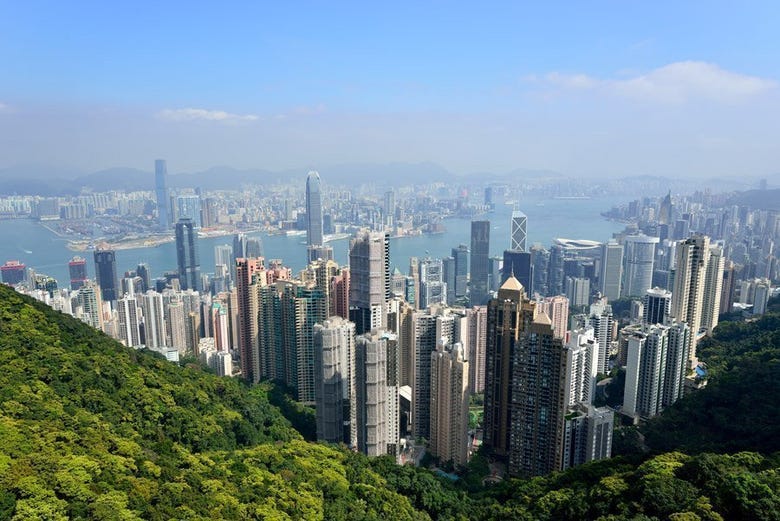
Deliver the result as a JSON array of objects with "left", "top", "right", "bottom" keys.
[
  {"left": 452, "top": 244, "right": 469, "bottom": 300},
  {"left": 155, "top": 159, "right": 169, "bottom": 229},
  {"left": 68, "top": 256, "right": 88, "bottom": 290},
  {"left": 622, "top": 234, "right": 659, "bottom": 297},
  {"left": 701, "top": 245, "right": 725, "bottom": 335},
  {"left": 235, "top": 258, "right": 265, "bottom": 384},
  {"left": 93, "top": 246, "right": 119, "bottom": 303},
  {"left": 355, "top": 331, "right": 392, "bottom": 456},
  {"left": 418, "top": 257, "right": 446, "bottom": 309},
  {"left": 141, "top": 291, "right": 166, "bottom": 349},
  {"left": 510, "top": 209, "right": 527, "bottom": 252},
  {"left": 502, "top": 250, "right": 533, "bottom": 294},
  {"left": 429, "top": 340, "right": 470, "bottom": 466},
  {"left": 117, "top": 293, "right": 141, "bottom": 347},
  {"left": 469, "top": 221, "right": 490, "bottom": 305},
  {"left": 306, "top": 171, "right": 324, "bottom": 248},
  {"left": 349, "top": 230, "right": 390, "bottom": 334},
  {"left": 175, "top": 218, "right": 200, "bottom": 291},
  {"left": 670, "top": 235, "right": 710, "bottom": 364},
  {"left": 466, "top": 306, "right": 487, "bottom": 393},
  {"left": 176, "top": 195, "right": 202, "bottom": 228},
  {"left": 599, "top": 240, "right": 623, "bottom": 301},
  {"left": 314, "top": 317, "right": 356, "bottom": 446},
  {"left": 644, "top": 287, "right": 671, "bottom": 325}
]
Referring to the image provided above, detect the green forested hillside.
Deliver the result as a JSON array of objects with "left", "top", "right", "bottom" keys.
[{"left": 1, "top": 285, "right": 779, "bottom": 520}]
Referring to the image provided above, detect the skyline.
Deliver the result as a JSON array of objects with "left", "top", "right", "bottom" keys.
[{"left": 1, "top": 3, "right": 779, "bottom": 178}]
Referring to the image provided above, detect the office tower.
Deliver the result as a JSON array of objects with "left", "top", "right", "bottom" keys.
[
  {"left": 117, "top": 294, "right": 141, "bottom": 347},
  {"left": 510, "top": 209, "right": 527, "bottom": 252},
  {"left": 409, "top": 257, "right": 420, "bottom": 309},
  {"left": 430, "top": 340, "right": 470, "bottom": 466},
  {"left": 452, "top": 244, "right": 469, "bottom": 300},
  {"left": 442, "top": 257, "right": 456, "bottom": 306},
  {"left": 136, "top": 263, "right": 151, "bottom": 293},
  {"left": 564, "top": 328, "right": 599, "bottom": 406},
  {"left": 488, "top": 256, "right": 503, "bottom": 292},
  {"left": 644, "top": 287, "right": 671, "bottom": 325},
  {"left": 674, "top": 219, "right": 690, "bottom": 240},
  {"left": 502, "top": 250, "right": 533, "bottom": 294},
  {"left": 314, "top": 317, "right": 356, "bottom": 446},
  {"left": 419, "top": 257, "right": 447, "bottom": 309},
  {"left": 233, "top": 233, "right": 248, "bottom": 260},
  {"left": 561, "top": 404, "right": 614, "bottom": 471},
  {"left": 547, "top": 243, "right": 565, "bottom": 296},
  {"left": 622, "top": 235, "right": 660, "bottom": 297},
  {"left": 355, "top": 331, "right": 392, "bottom": 457},
  {"left": 141, "top": 291, "right": 166, "bottom": 349},
  {"left": 599, "top": 241, "right": 623, "bottom": 301},
  {"left": 470, "top": 221, "right": 490, "bottom": 305},
  {"left": 531, "top": 245, "right": 550, "bottom": 296},
  {"left": 720, "top": 260, "right": 737, "bottom": 315},
  {"left": 671, "top": 235, "right": 710, "bottom": 364},
  {"left": 155, "top": 159, "right": 169, "bottom": 229},
  {"left": 658, "top": 191, "right": 673, "bottom": 225},
  {"left": 93, "top": 247, "right": 119, "bottom": 303},
  {"left": 176, "top": 195, "right": 201, "bottom": 227},
  {"left": 410, "top": 306, "right": 467, "bottom": 440},
  {"left": 77, "top": 280, "right": 103, "bottom": 330},
  {"left": 383, "top": 190, "right": 395, "bottom": 227},
  {"left": 701, "top": 245, "right": 725, "bottom": 334},
  {"left": 349, "top": 231, "right": 390, "bottom": 334},
  {"left": 246, "top": 237, "right": 263, "bottom": 258},
  {"left": 306, "top": 171, "right": 324, "bottom": 248},
  {"left": 175, "top": 218, "right": 200, "bottom": 291},
  {"left": 535, "top": 295, "right": 569, "bottom": 340},
  {"left": 565, "top": 276, "right": 590, "bottom": 307},
  {"left": 214, "top": 244, "right": 234, "bottom": 287},
  {"left": 68, "top": 256, "right": 88, "bottom": 290}
]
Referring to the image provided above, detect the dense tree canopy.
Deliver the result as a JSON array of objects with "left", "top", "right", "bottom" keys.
[{"left": 0, "top": 285, "right": 778, "bottom": 520}]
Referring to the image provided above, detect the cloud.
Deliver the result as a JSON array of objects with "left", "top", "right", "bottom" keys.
[
  {"left": 530, "top": 61, "right": 777, "bottom": 103},
  {"left": 157, "top": 107, "right": 259, "bottom": 122},
  {"left": 0, "top": 102, "right": 11, "bottom": 112}
]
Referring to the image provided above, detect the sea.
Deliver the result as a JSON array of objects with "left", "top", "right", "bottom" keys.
[{"left": 0, "top": 195, "right": 633, "bottom": 287}]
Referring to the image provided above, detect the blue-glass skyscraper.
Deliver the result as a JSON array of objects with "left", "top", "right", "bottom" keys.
[
  {"left": 175, "top": 218, "right": 200, "bottom": 291},
  {"left": 306, "top": 171, "right": 324, "bottom": 247}
]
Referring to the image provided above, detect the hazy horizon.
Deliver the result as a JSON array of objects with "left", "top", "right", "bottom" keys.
[{"left": 2, "top": 3, "right": 779, "bottom": 180}]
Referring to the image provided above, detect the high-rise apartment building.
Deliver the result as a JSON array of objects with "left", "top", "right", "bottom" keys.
[
  {"left": 93, "top": 246, "right": 119, "bottom": 303},
  {"left": 429, "top": 340, "right": 470, "bottom": 467},
  {"left": 622, "top": 234, "right": 659, "bottom": 297},
  {"left": 236, "top": 258, "right": 266, "bottom": 383},
  {"left": 535, "top": 295, "right": 569, "bottom": 340},
  {"left": 485, "top": 275, "right": 562, "bottom": 475},
  {"left": 141, "top": 291, "right": 166, "bottom": 349},
  {"left": 355, "top": 331, "right": 398, "bottom": 457},
  {"left": 175, "top": 218, "right": 200, "bottom": 291},
  {"left": 349, "top": 230, "right": 390, "bottom": 334},
  {"left": 701, "top": 245, "right": 725, "bottom": 334},
  {"left": 671, "top": 235, "right": 710, "bottom": 364},
  {"left": 466, "top": 306, "right": 487, "bottom": 393},
  {"left": 77, "top": 280, "right": 103, "bottom": 330},
  {"left": 469, "top": 221, "right": 490, "bottom": 305},
  {"left": 313, "top": 317, "right": 356, "bottom": 446},
  {"left": 117, "top": 293, "right": 141, "bottom": 347},
  {"left": 155, "top": 159, "right": 170, "bottom": 229},
  {"left": 561, "top": 404, "right": 614, "bottom": 471},
  {"left": 564, "top": 327, "right": 599, "bottom": 407},
  {"left": 306, "top": 171, "right": 324, "bottom": 249}
]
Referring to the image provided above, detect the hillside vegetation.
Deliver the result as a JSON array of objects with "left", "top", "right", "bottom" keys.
[{"left": 1, "top": 285, "right": 779, "bottom": 520}]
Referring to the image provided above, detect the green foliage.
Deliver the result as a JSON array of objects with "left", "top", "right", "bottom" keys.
[
  {"left": 1, "top": 285, "right": 779, "bottom": 520},
  {"left": 640, "top": 311, "right": 780, "bottom": 454}
]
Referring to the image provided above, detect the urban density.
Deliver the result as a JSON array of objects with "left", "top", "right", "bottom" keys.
[{"left": 3, "top": 165, "right": 777, "bottom": 479}]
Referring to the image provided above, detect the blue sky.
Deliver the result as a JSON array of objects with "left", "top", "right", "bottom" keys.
[{"left": 1, "top": 2, "right": 779, "bottom": 178}]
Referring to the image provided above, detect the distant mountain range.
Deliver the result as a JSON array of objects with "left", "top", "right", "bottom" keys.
[{"left": 0, "top": 162, "right": 770, "bottom": 196}]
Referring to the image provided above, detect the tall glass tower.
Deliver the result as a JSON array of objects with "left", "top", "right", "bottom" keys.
[
  {"left": 306, "top": 171, "right": 324, "bottom": 247},
  {"left": 155, "top": 159, "right": 170, "bottom": 230},
  {"left": 469, "top": 221, "right": 491, "bottom": 305},
  {"left": 175, "top": 218, "right": 200, "bottom": 291},
  {"left": 93, "top": 247, "right": 119, "bottom": 303}
]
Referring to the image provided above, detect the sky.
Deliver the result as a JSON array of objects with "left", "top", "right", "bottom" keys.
[{"left": 1, "top": 1, "right": 779, "bottom": 179}]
